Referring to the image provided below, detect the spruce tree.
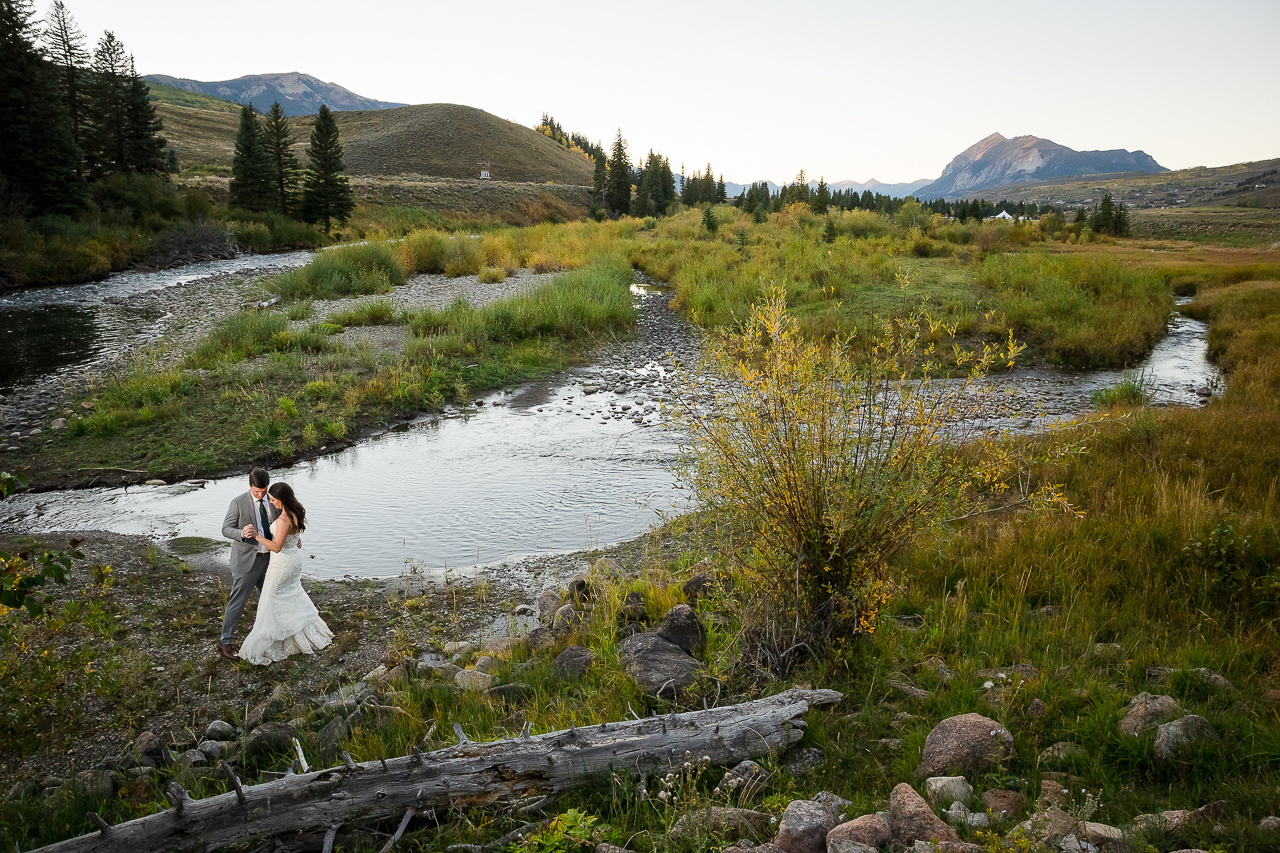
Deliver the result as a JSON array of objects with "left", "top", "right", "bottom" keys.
[
  {"left": 84, "top": 30, "right": 128, "bottom": 180},
  {"left": 592, "top": 154, "right": 606, "bottom": 201},
  {"left": 121, "top": 56, "right": 165, "bottom": 175},
  {"left": 301, "top": 104, "right": 353, "bottom": 234},
  {"left": 812, "top": 177, "right": 830, "bottom": 214},
  {"left": 0, "top": 0, "right": 85, "bottom": 214},
  {"left": 604, "top": 129, "right": 631, "bottom": 216},
  {"left": 42, "top": 0, "right": 88, "bottom": 153},
  {"left": 263, "top": 101, "right": 300, "bottom": 215},
  {"left": 229, "top": 104, "right": 272, "bottom": 211},
  {"left": 716, "top": 174, "right": 726, "bottom": 203}
]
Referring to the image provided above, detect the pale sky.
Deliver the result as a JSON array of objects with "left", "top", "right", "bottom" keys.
[{"left": 63, "top": 0, "right": 1279, "bottom": 185}]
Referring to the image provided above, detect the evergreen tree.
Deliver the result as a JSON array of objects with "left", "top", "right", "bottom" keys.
[
  {"left": 301, "top": 104, "right": 353, "bottom": 234},
  {"left": 0, "top": 0, "right": 85, "bottom": 214},
  {"left": 658, "top": 156, "right": 675, "bottom": 214},
  {"left": 604, "top": 129, "right": 631, "bottom": 216},
  {"left": 702, "top": 206, "right": 718, "bottom": 234},
  {"left": 121, "top": 56, "right": 165, "bottom": 174},
  {"left": 591, "top": 154, "right": 606, "bottom": 201},
  {"left": 1113, "top": 201, "right": 1130, "bottom": 237},
  {"left": 753, "top": 202, "right": 768, "bottom": 224},
  {"left": 1091, "top": 193, "right": 1115, "bottom": 235},
  {"left": 823, "top": 216, "right": 836, "bottom": 243},
  {"left": 229, "top": 104, "right": 272, "bottom": 212},
  {"left": 83, "top": 32, "right": 165, "bottom": 178},
  {"left": 263, "top": 101, "right": 300, "bottom": 215},
  {"left": 1073, "top": 206, "right": 1088, "bottom": 225},
  {"left": 41, "top": 0, "right": 88, "bottom": 153},
  {"left": 812, "top": 177, "right": 830, "bottom": 214},
  {"left": 716, "top": 174, "right": 726, "bottom": 203}
]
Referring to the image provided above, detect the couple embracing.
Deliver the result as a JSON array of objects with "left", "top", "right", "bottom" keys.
[{"left": 217, "top": 468, "right": 333, "bottom": 665}]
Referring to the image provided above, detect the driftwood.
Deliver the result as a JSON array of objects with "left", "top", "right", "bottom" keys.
[{"left": 33, "top": 688, "right": 842, "bottom": 853}]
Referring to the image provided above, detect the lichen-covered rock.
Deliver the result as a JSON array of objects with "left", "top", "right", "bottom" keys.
[
  {"left": 890, "top": 782, "right": 959, "bottom": 845},
  {"left": 454, "top": 669, "right": 494, "bottom": 691},
  {"left": 244, "top": 721, "right": 297, "bottom": 759},
  {"left": 782, "top": 747, "right": 826, "bottom": 775},
  {"left": 618, "top": 632, "right": 703, "bottom": 698},
  {"left": 204, "top": 720, "right": 236, "bottom": 741},
  {"left": 669, "top": 807, "right": 774, "bottom": 842},
  {"left": 656, "top": 604, "right": 707, "bottom": 655},
  {"left": 774, "top": 799, "right": 841, "bottom": 853},
  {"left": 1154, "top": 714, "right": 1220, "bottom": 763},
  {"left": 924, "top": 776, "right": 973, "bottom": 807},
  {"left": 980, "top": 789, "right": 1025, "bottom": 823},
  {"left": 715, "top": 759, "right": 770, "bottom": 798},
  {"left": 1013, "top": 806, "right": 1078, "bottom": 845},
  {"left": 317, "top": 715, "right": 348, "bottom": 762},
  {"left": 552, "top": 645, "right": 597, "bottom": 680},
  {"left": 1118, "top": 692, "right": 1179, "bottom": 737},
  {"left": 1039, "top": 741, "right": 1085, "bottom": 764},
  {"left": 827, "top": 814, "right": 891, "bottom": 851},
  {"left": 914, "top": 713, "right": 1014, "bottom": 779}
]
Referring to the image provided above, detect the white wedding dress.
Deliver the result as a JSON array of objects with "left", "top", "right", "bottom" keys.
[{"left": 239, "top": 520, "right": 334, "bottom": 665}]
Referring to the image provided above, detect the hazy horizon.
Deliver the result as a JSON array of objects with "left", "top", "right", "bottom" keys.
[{"left": 63, "top": 0, "right": 1280, "bottom": 186}]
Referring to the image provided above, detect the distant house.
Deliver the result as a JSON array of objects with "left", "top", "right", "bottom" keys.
[{"left": 479, "top": 170, "right": 491, "bottom": 180}]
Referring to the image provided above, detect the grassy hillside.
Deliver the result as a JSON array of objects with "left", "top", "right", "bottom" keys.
[
  {"left": 146, "top": 79, "right": 243, "bottom": 114},
  {"left": 310, "top": 103, "right": 594, "bottom": 184},
  {"left": 157, "top": 101, "right": 594, "bottom": 187}
]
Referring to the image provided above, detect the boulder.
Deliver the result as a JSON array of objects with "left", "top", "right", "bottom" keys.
[
  {"left": 889, "top": 678, "right": 931, "bottom": 702},
  {"left": 1154, "top": 715, "right": 1220, "bottom": 763},
  {"left": 715, "top": 759, "right": 770, "bottom": 798},
  {"left": 1118, "top": 692, "right": 1179, "bottom": 737},
  {"left": 1013, "top": 806, "right": 1078, "bottom": 846},
  {"left": 317, "top": 715, "right": 348, "bottom": 762},
  {"left": 244, "top": 721, "right": 297, "bottom": 759},
  {"left": 682, "top": 572, "right": 714, "bottom": 602},
  {"left": 197, "top": 740, "right": 233, "bottom": 761},
  {"left": 620, "top": 591, "right": 648, "bottom": 621},
  {"left": 923, "top": 776, "right": 972, "bottom": 808},
  {"left": 204, "top": 720, "right": 236, "bottom": 741},
  {"left": 914, "top": 713, "right": 1014, "bottom": 779},
  {"left": 443, "top": 641, "right": 474, "bottom": 656},
  {"left": 980, "top": 789, "right": 1025, "bottom": 822},
  {"left": 474, "top": 655, "right": 495, "bottom": 673},
  {"left": 618, "top": 632, "right": 704, "bottom": 698},
  {"left": 537, "top": 590, "right": 562, "bottom": 623},
  {"left": 890, "top": 782, "right": 959, "bottom": 844},
  {"left": 669, "top": 807, "right": 774, "bottom": 842},
  {"left": 553, "top": 604, "right": 582, "bottom": 631},
  {"left": 552, "top": 645, "right": 597, "bottom": 680},
  {"left": 782, "top": 747, "right": 826, "bottom": 775},
  {"left": 812, "top": 791, "right": 852, "bottom": 819},
  {"left": 1260, "top": 815, "right": 1280, "bottom": 832},
  {"left": 245, "top": 685, "right": 287, "bottom": 730},
  {"left": 485, "top": 682, "right": 534, "bottom": 702},
  {"left": 775, "top": 799, "right": 841, "bottom": 853},
  {"left": 134, "top": 731, "right": 164, "bottom": 757},
  {"left": 827, "top": 814, "right": 891, "bottom": 851},
  {"left": 525, "top": 627, "right": 556, "bottom": 652},
  {"left": 7, "top": 780, "right": 39, "bottom": 801},
  {"left": 1080, "top": 822, "right": 1123, "bottom": 845},
  {"left": 1025, "top": 698, "right": 1048, "bottom": 719},
  {"left": 1146, "top": 666, "right": 1235, "bottom": 693},
  {"left": 73, "top": 769, "right": 117, "bottom": 801},
  {"left": 454, "top": 670, "right": 494, "bottom": 691},
  {"left": 656, "top": 604, "right": 707, "bottom": 655},
  {"left": 1039, "top": 779, "right": 1071, "bottom": 808},
  {"left": 482, "top": 637, "right": 522, "bottom": 657},
  {"left": 1130, "top": 800, "right": 1226, "bottom": 836},
  {"left": 177, "top": 749, "right": 207, "bottom": 769}
]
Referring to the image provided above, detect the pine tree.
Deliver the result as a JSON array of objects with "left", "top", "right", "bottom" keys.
[
  {"left": 716, "top": 174, "right": 726, "bottom": 203},
  {"left": 229, "top": 104, "right": 272, "bottom": 212},
  {"left": 0, "top": 0, "right": 86, "bottom": 214},
  {"left": 121, "top": 56, "right": 165, "bottom": 175},
  {"left": 604, "top": 129, "right": 631, "bottom": 216},
  {"left": 1073, "top": 206, "right": 1087, "bottom": 225},
  {"left": 301, "top": 104, "right": 353, "bottom": 234},
  {"left": 1091, "top": 193, "right": 1115, "bottom": 235},
  {"left": 592, "top": 154, "right": 606, "bottom": 201},
  {"left": 658, "top": 156, "right": 675, "bottom": 214},
  {"left": 1113, "top": 201, "right": 1130, "bottom": 237},
  {"left": 812, "top": 177, "right": 830, "bottom": 214},
  {"left": 702, "top": 206, "right": 718, "bottom": 234},
  {"left": 82, "top": 32, "right": 164, "bottom": 178},
  {"left": 263, "top": 101, "right": 300, "bottom": 215},
  {"left": 41, "top": 0, "right": 88, "bottom": 153},
  {"left": 823, "top": 216, "right": 836, "bottom": 243}
]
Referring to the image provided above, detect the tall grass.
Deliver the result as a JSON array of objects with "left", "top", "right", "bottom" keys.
[{"left": 269, "top": 242, "right": 406, "bottom": 300}]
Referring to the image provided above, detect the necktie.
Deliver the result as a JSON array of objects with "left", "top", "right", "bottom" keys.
[{"left": 258, "top": 499, "right": 271, "bottom": 538}]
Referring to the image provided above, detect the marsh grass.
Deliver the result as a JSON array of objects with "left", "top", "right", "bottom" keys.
[
  {"left": 329, "top": 299, "right": 398, "bottom": 327},
  {"left": 1090, "top": 368, "right": 1152, "bottom": 408},
  {"left": 270, "top": 242, "right": 406, "bottom": 300}
]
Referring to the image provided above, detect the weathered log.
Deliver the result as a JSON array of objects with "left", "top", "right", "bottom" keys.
[{"left": 31, "top": 688, "right": 841, "bottom": 853}]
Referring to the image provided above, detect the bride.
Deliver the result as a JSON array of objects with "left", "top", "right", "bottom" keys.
[{"left": 238, "top": 482, "right": 333, "bottom": 665}]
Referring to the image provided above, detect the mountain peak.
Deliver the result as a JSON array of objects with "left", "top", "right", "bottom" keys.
[{"left": 144, "top": 72, "right": 406, "bottom": 116}]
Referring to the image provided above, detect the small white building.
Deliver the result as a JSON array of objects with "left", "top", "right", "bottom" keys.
[{"left": 990, "top": 210, "right": 1014, "bottom": 221}]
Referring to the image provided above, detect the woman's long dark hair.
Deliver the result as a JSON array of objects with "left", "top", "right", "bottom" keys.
[{"left": 268, "top": 482, "right": 306, "bottom": 534}]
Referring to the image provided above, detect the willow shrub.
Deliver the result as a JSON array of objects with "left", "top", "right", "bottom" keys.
[{"left": 670, "top": 284, "right": 1080, "bottom": 653}]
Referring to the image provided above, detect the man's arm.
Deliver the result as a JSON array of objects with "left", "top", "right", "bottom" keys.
[{"left": 222, "top": 497, "right": 246, "bottom": 542}]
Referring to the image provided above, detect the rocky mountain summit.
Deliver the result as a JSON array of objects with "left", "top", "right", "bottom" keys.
[
  {"left": 917, "top": 132, "right": 1167, "bottom": 200},
  {"left": 145, "top": 72, "right": 406, "bottom": 116}
]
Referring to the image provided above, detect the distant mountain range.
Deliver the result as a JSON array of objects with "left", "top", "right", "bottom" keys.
[
  {"left": 721, "top": 177, "right": 933, "bottom": 199},
  {"left": 144, "top": 72, "right": 405, "bottom": 117},
  {"left": 915, "top": 133, "right": 1167, "bottom": 200}
]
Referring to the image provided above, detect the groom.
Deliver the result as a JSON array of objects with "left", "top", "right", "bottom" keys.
[{"left": 218, "top": 467, "right": 280, "bottom": 660}]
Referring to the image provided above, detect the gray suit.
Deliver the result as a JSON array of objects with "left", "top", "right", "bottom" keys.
[{"left": 220, "top": 491, "right": 281, "bottom": 644}]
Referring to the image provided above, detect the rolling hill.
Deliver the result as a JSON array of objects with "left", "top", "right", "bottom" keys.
[
  {"left": 146, "top": 79, "right": 243, "bottom": 114},
  {"left": 155, "top": 102, "right": 594, "bottom": 186},
  {"left": 145, "top": 72, "right": 405, "bottom": 117}
]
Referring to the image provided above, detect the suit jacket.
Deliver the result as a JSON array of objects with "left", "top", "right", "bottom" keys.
[{"left": 222, "top": 491, "right": 281, "bottom": 575}]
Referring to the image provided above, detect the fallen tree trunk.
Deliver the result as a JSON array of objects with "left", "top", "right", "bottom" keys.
[{"left": 33, "top": 688, "right": 842, "bottom": 853}]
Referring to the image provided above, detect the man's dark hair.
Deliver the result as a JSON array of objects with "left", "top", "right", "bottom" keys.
[{"left": 248, "top": 468, "right": 270, "bottom": 488}]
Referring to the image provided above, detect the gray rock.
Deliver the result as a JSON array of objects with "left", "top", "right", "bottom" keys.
[
  {"left": 915, "top": 713, "right": 1014, "bottom": 779},
  {"left": 656, "top": 603, "right": 707, "bottom": 655},
  {"left": 782, "top": 747, "right": 826, "bottom": 776},
  {"left": 1154, "top": 714, "right": 1220, "bottom": 763},
  {"left": 1080, "top": 822, "right": 1123, "bottom": 844},
  {"left": 1025, "top": 698, "right": 1047, "bottom": 719},
  {"left": 134, "top": 731, "right": 164, "bottom": 757},
  {"left": 364, "top": 664, "right": 390, "bottom": 683},
  {"left": 923, "top": 776, "right": 972, "bottom": 807},
  {"left": 1039, "top": 741, "right": 1085, "bottom": 764},
  {"left": 244, "top": 721, "right": 297, "bottom": 759},
  {"left": 73, "top": 770, "right": 117, "bottom": 801},
  {"left": 1118, "top": 692, "right": 1180, "bottom": 737},
  {"left": 774, "top": 799, "right": 841, "bottom": 853},
  {"left": 553, "top": 603, "right": 582, "bottom": 631},
  {"left": 890, "top": 782, "right": 959, "bottom": 845},
  {"left": 1146, "top": 666, "right": 1236, "bottom": 693},
  {"left": 455, "top": 669, "right": 495, "bottom": 691},
  {"left": 1013, "top": 806, "right": 1078, "bottom": 845},
  {"left": 670, "top": 807, "right": 774, "bottom": 842},
  {"left": 567, "top": 574, "right": 593, "bottom": 601},
  {"left": 317, "top": 715, "right": 348, "bottom": 762},
  {"left": 525, "top": 627, "right": 556, "bottom": 652},
  {"left": 889, "top": 678, "right": 931, "bottom": 702},
  {"left": 682, "top": 572, "right": 714, "bottom": 602},
  {"left": 980, "top": 789, "right": 1024, "bottom": 823},
  {"left": 515, "top": 604, "right": 537, "bottom": 616},
  {"left": 1130, "top": 800, "right": 1226, "bottom": 836},
  {"left": 50, "top": 418, "right": 66, "bottom": 429},
  {"left": 537, "top": 590, "right": 562, "bottom": 623},
  {"left": 811, "top": 791, "right": 852, "bottom": 819},
  {"left": 245, "top": 685, "right": 286, "bottom": 730},
  {"left": 596, "top": 844, "right": 630, "bottom": 853},
  {"left": 617, "top": 622, "right": 644, "bottom": 640},
  {"left": 715, "top": 759, "right": 771, "bottom": 798},
  {"left": 892, "top": 712, "right": 922, "bottom": 730},
  {"left": 481, "top": 637, "right": 522, "bottom": 657},
  {"left": 8, "top": 780, "right": 39, "bottom": 801},
  {"left": 618, "top": 632, "right": 704, "bottom": 698},
  {"left": 921, "top": 657, "right": 954, "bottom": 684},
  {"left": 827, "top": 814, "right": 891, "bottom": 851},
  {"left": 177, "top": 749, "right": 208, "bottom": 769},
  {"left": 474, "top": 655, "right": 495, "bottom": 673},
  {"left": 485, "top": 682, "right": 534, "bottom": 702},
  {"left": 204, "top": 720, "right": 236, "bottom": 741},
  {"left": 552, "top": 645, "right": 597, "bottom": 680},
  {"left": 1260, "top": 815, "right": 1280, "bottom": 832},
  {"left": 877, "top": 738, "right": 903, "bottom": 751}
]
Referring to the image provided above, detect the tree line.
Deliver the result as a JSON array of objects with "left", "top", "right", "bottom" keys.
[
  {"left": 1, "top": 0, "right": 168, "bottom": 217},
  {"left": 228, "top": 102, "right": 354, "bottom": 234}
]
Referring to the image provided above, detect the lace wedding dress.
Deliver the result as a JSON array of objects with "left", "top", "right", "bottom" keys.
[{"left": 239, "top": 521, "right": 333, "bottom": 665}]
